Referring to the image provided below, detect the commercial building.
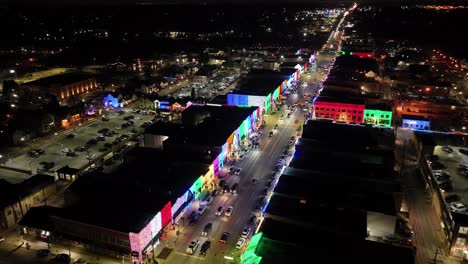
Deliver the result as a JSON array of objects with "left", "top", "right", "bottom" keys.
[
  {"left": 227, "top": 69, "right": 298, "bottom": 114},
  {"left": 20, "top": 151, "right": 215, "bottom": 262},
  {"left": 363, "top": 105, "right": 393, "bottom": 127},
  {"left": 401, "top": 115, "right": 431, "bottom": 130},
  {"left": 21, "top": 73, "right": 99, "bottom": 106},
  {"left": 243, "top": 120, "right": 413, "bottom": 264},
  {"left": 0, "top": 175, "right": 56, "bottom": 231},
  {"left": 313, "top": 96, "right": 365, "bottom": 124}
]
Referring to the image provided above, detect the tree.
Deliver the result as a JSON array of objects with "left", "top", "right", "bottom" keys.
[
  {"left": 1, "top": 80, "right": 19, "bottom": 97},
  {"left": 191, "top": 88, "right": 197, "bottom": 99}
]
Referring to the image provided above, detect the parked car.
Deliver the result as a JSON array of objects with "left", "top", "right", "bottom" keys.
[
  {"left": 234, "top": 168, "right": 242, "bottom": 175},
  {"left": 450, "top": 202, "right": 467, "bottom": 212},
  {"left": 460, "top": 149, "right": 468, "bottom": 156},
  {"left": 250, "top": 178, "right": 258, "bottom": 184},
  {"left": 236, "top": 238, "right": 246, "bottom": 249},
  {"left": 186, "top": 240, "right": 200, "bottom": 255},
  {"left": 204, "top": 196, "right": 214, "bottom": 205},
  {"left": 197, "top": 206, "right": 206, "bottom": 215},
  {"left": 231, "top": 183, "right": 239, "bottom": 194},
  {"left": 202, "top": 223, "right": 213, "bottom": 237},
  {"left": 199, "top": 241, "right": 211, "bottom": 256},
  {"left": 36, "top": 249, "right": 50, "bottom": 257},
  {"left": 445, "top": 194, "right": 462, "bottom": 204},
  {"left": 441, "top": 146, "right": 454, "bottom": 153},
  {"left": 241, "top": 226, "right": 251, "bottom": 238}
]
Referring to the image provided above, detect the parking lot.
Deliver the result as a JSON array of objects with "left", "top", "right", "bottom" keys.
[
  {"left": 431, "top": 145, "right": 468, "bottom": 208},
  {"left": 2, "top": 109, "right": 156, "bottom": 177}
]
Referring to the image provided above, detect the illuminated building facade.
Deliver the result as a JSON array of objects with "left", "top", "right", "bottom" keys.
[
  {"left": 21, "top": 73, "right": 98, "bottom": 106},
  {"left": 363, "top": 109, "right": 393, "bottom": 127},
  {"left": 313, "top": 98, "right": 365, "bottom": 124},
  {"left": 227, "top": 69, "right": 297, "bottom": 114},
  {"left": 402, "top": 115, "right": 431, "bottom": 130}
]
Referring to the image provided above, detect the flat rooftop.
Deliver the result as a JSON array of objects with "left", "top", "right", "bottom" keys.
[
  {"left": 23, "top": 72, "right": 95, "bottom": 87},
  {"left": 257, "top": 219, "right": 415, "bottom": 264},
  {"left": 63, "top": 154, "right": 211, "bottom": 233},
  {"left": 165, "top": 104, "right": 258, "bottom": 147},
  {"left": 315, "top": 95, "right": 365, "bottom": 105},
  {"left": 230, "top": 70, "right": 287, "bottom": 96}
]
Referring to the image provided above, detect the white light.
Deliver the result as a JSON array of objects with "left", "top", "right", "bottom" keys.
[
  {"left": 20, "top": 137, "right": 25, "bottom": 141},
  {"left": 9, "top": 69, "right": 15, "bottom": 74},
  {"left": 224, "top": 256, "right": 234, "bottom": 260},
  {"left": 10, "top": 104, "right": 15, "bottom": 108}
]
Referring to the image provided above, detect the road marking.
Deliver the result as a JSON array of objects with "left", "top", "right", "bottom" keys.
[{"left": 174, "top": 252, "right": 205, "bottom": 260}]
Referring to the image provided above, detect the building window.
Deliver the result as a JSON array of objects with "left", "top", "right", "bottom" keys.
[
  {"left": 366, "top": 113, "right": 369, "bottom": 116},
  {"left": 357, "top": 117, "right": 361, "bottom": 121},
  {"left": 456, "top": 237, "right": 466, "bottom": 246},
  {"left": 385, "top": 115, "right": 389, "bottom": 118},
  {"left": 353, "top": 110, "right": 356, "bottom": 113},
  {"left": 7, "top": 209, "right": 12, "bottom": 215},
  {"left": 370, "top": 114, "right": 374, "bottom": 117},
  {"left": 342, "top": 109, "right": 345, "bottom": 112},
  {"left": 331, "top": 108, "right": 335, "bottom": 111},
  {"left": 352, "top": 116, "right": 356, "bottom": 120},
  {"left": 358, "top": 111, "right": 362, "bottom": 114}
]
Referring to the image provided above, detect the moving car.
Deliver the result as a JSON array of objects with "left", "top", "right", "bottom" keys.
[
  {"left": 236, "top": 238, "right": 246, "bottom": 249},
  {"left": 202, "top": 223, "right": 212, "bottom": 237},
  {"left": 231, "top": 183, "right": 239, "bottom": 194},
  {"left": 250, "top": 178, "right": 258, "bottom": 184},
  {"left": 225, "top": 206, "right": 233, "bottom": 217},
  {"left": 234, "top": 168, "right": 242, "bottom": 175},
  {"left": 186, "top": 240, "right": 200, "bottom": 255},
  {"left": 215, "top": 206, "right": 224, "bottom": 216},
  {"left": 268, "top": 131, "right": 273, "bottom": 137},
  {"left": 36, "top": 249, "right": 50, "bottom": 257},
  {"left": 220, "top": 232, "right": 230, "bottom": 243}
]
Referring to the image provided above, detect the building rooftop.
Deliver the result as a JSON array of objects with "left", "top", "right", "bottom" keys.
[
  {"left": 315, "top": 95, "right": 365, "bottom": 105},
  {"left": 230, "top": 70, "right": 287, "bottom": 96},
  {"left": 256, "top": 220, "right": 415, "bottom": 264},
  {"left": 265, "top": 193, "right": 368, "bottom": 238},
  {"left": 145, "top": 121, "right": 184, "bottom": 137},
  {"left": 22, "top": 72, "right": 95, "bottom": 87},
  {"left": 165, "top": 104, "right": 258, "bottom": 147},
  {"left": 0, "top": 174, "right": 55, "bottom": 208},
  {"left": 63, "top": 155, "right": 210, "bottom": 233}
]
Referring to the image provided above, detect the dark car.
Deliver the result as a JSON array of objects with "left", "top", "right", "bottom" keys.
[
  {"left": 104, "top": 159, "right": 114, "bottom": 166},
  {"left": 53, "top": 253, "right": 71, "bottom": 263},
  {"left": 102, "top": 117, "right": 110, "bottom": 121},
  {"left": 219, "top": 179, "right": 227, "bottom": 188},
  {"left": 265, "top": 180, "right": 272, "bottom": 188},
  {"left": 436, "top": 174, "right": 451, "bottom": 181},
  {"left": 427, "top": 155, "right": 439, "bottom": 162},
  {"left": 66, "top": 134, "right": 75, "bottom": 139},
  {"left": 439, "top": 182, "right": 453, "bottom": 192},
  {"left": 123, "top": 115, "right": 134, "bottom": 121},
  {"left": 98, "top": 148, "right": 108, "bottom": 152},
  {"left": 104, "top": 131, "right": 115, "bottom": 137},
  {"left": 96, "top": 136, "right": 105, "bottom": 141},
  {"left": 248, "top": 216, "right": 257, "bottom": 225},
  {"left": 445, "top": 194, "right": 462, "bottom": 203},
  {"left": 28, "top": 150, "right": 39, "bottom": 157},
  {"left": 104, "top": 143, "right": 113, "bottom": 148},
  {"left": 223, "top": 185, "right": 230, "bottom": 193},
  {"left": 211, "top": 189, "right": 219, "bottom": 197},
  {"left": 460, "top": 149, "right": 468, "bottom": 156},
  {"left": 268, "top": 131, "right": 273, "bottom": 137},
  {"left": 97, "top": 128, "right": 110, "bottom": 134},
  {"left": 36, "top": 249, "right": 50, "bottom": 257},
  {"left": 441, "top": 146, "right": 454, "bottom": 153},
  {"left": 199, "top": 241, "right": 211, "bottom": 256},
  {"left": 431, "top": 161, "right": 446, "bottom": 170},
  {"left": 66, "top": 152, "right": 77, "bottom": 157},
  {"left": 220, "top": 232, "right": 230, "bottom": 243},
  {"left": 261, "top": 187, "right": 269, "bottom": 196},
  {"left": 86, "top": 139, "right": 98, "bottom": 146}
]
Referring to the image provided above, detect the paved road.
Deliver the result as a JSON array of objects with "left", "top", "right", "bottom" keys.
[{"left": 158, "top": 69, "right": 328, "bottom": 264}]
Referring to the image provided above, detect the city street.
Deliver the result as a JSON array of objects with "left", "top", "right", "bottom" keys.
[{"left": 154, "top": 64, "right": 329, "bottom": 264}]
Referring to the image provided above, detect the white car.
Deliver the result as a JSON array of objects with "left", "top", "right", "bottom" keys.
[
  {"left": 450, "top": 202, "right": 467, "bottom": 212},
  {"left": 236, "top": 238, "right": 246, "bottom": 249},
  {"left": 186, "top": 240, "right": 199, "bottom": 255},
  {"left": 225, "top": 206, "right": 233, "bottom": 217},
  {"left": 204, "top": 196, "right": 214, "bottom": 205},
  {"left": 241, "top": 226, "right": 251, "bottom": 238},
  {"left": 197, "top": 206, "right": 206, "bottom": 215},
  {"left": 114, "top": 126, "right": 122, "bottom": 130}
]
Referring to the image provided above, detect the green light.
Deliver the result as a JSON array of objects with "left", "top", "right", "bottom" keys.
[
  {"left": 363, "top": 109, "right": 392, "bottom": 127},
  {"left": 350, "top": 52, "right": 353, "bottom": 55},
  {"left": 240, "top": 232, "right": 263, "bottom": 264}
]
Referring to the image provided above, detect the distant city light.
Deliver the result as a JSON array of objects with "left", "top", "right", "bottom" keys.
[{"left": 9, "top": 69, "right": 15, "bottom": 74}]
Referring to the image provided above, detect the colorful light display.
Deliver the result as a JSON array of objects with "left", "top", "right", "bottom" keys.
[
  {"left": 314, "top": 101, "right": 365, "bottom": 124},
  {"left": 189, "top": 176, "right": 204, "bottom": 199},
  {"left": 171, "top": 192, "right": 186, "bottom": 218},
  {"left": 240, "top": 232, "right": 263, "bottom": 264},
  {"left": 103, "top": 94, "right": 121, "bottom": 108},
  {"left": 402, "top": 118, "right": 431, "bottom": 130},
  {"left": 129, "top": 201, "right": 172, "bottom": 260},
  {"left": 363, "top": 109, "right": 392, "bottom": 127}
]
